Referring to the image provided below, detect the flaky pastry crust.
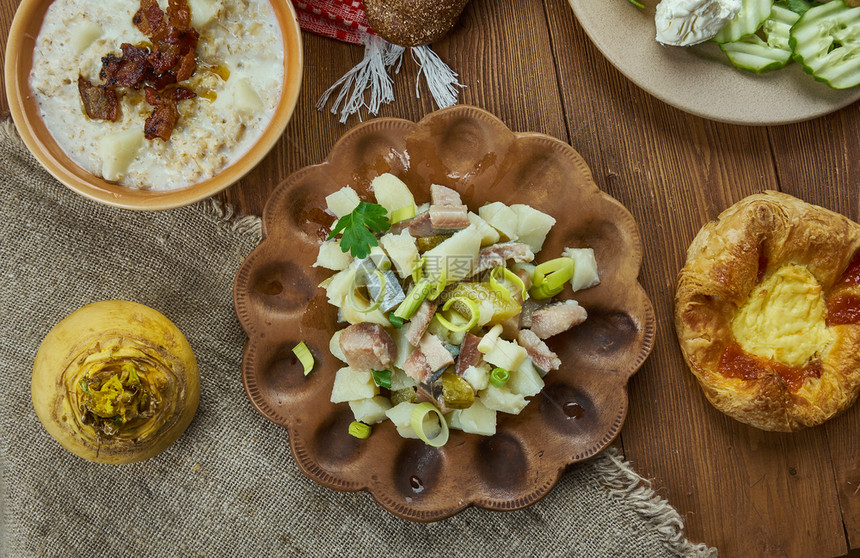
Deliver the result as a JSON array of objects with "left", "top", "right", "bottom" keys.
[{"left": 674, "top": 191, "right": 860, "bottom": 431}]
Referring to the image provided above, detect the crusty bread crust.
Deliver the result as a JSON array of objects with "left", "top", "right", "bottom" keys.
[{"left": 674, "top": 191, "right": 860, "bottom": 431}]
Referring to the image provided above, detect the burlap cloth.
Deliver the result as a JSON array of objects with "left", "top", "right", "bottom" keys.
[{"left": 0, "top": 120, "right": 715, "bottom": 557}]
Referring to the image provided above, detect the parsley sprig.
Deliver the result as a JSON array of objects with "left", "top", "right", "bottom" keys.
[{"left": 328, "top": 202, "right": 391, "bottom": 259}]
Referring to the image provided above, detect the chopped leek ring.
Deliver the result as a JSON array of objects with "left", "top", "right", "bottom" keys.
[
  {"left": 490, "top": 367, "right": 510, "bottom": 388},
  {"left": 372, "top": 369, "right": 392, "bottom": 389},
  {"left": 490, "top": 266, "right": 527, "bottom": 301},
  {"left": 412, "top": 256, "right": 427, "bottom": 284},
  {"left": 348, "top": 269, "right": 387, "bottom": 313},
  {"left": 393, "top": 277, "right": 432, "bottom": 320},
  {"left": 390, "top": 204, "right": 416, "bottom": 224},
  {"left": 427, "top": 266, "right": 447, "bottom": 301},
  {"left": 348, "top": 421, "right": 372, "bottom": 439},
  {"left": 292, "top": 342, "right": 314, "bottom": 376},
  {"left": 530, "top": 258, "right": 574, "bottom": 300},
  {"left": 410, "top": 402, "right": 449, "bottom": 447},
  {"left": 435, "top": 296, "right": 480, "bottom": 333}
]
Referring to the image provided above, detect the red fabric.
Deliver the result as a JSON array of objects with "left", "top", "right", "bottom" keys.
[{"left": 290, "top": 0, "right": 374, "bottom": 45}]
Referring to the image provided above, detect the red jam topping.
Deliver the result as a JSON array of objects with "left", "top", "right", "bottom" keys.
[{"left": 718, "top": 343, "right": 822, "bottom": 393}]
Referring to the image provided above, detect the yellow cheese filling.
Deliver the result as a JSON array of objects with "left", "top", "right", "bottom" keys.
[{"left": 731, "top": 263, "right": 832, "bottom": 367}]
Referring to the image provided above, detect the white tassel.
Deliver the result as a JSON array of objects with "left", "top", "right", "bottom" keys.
[
  {"left": 384, "top": 43, "right": 406, "bottom": 75},
  {"left": 317, "top": 37, "right": 464, "bottom": 122},
  {"left": 316, "top": 34, "right": 395, "bottom": 123},
  {"left": 411, "top": 45, "right": 464, "bottom": 109}
]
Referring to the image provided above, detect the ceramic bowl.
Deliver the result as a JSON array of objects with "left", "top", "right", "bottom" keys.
[
  {"left": 4, "top": 0, "right": 302, "bottom": 210},
  {"left": 233, "top": 105, "right": 656, "bottom": 521}
]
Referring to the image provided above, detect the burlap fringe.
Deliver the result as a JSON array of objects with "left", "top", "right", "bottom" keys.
[
  {"left": 0, "top": 117, "right": 263, "bottom": 243},
  {"left": 597, "top": 448, "right": 718, "bottom": 558},
  {"left": 194, "top": 198, "right": 263, "bottom": 244}
]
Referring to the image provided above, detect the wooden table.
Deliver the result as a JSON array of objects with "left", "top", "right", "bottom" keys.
[{"left": 3, "top": 0, "right": 859, "bottom": 556}]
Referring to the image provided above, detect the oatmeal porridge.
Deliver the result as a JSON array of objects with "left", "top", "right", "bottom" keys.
[{"left": 30, "top": 0, "right": 285, "bottom": 190}]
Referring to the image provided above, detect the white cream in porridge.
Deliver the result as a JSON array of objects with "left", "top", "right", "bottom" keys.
[{"left": 30, "top": 0, "right": 284, "bottom": 190}]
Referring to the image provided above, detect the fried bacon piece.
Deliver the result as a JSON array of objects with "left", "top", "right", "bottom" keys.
[
  {"left": 133, "top": 0, "right": 165, "bottom": 36},
  {"left": 144, "top": 86, "right": 196, "bottom": 141},
  {"left": 100, "top": 44, "right": 150, "bottom": 88},
  {"left": 167, "top": 0, "right": 192, "bottom": 28},
  {"left": 85, "top": 0, "right": 198, "bottom": 142},
  {"left": 78, "top": 76, "right": 119, "bottom": 121}
]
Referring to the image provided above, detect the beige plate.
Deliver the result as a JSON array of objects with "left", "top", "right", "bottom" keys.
[
  {"left": 234, "top": 105, "right": 656, "bottom": 521},
  {"left": 4, "top": 0, "right": 303, "bottom": 210},
  {"left": 568, "top": 0, "right": 860, "bottom": 125}
]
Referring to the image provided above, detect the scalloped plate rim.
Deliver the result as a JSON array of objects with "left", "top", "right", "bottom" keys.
[{"left": 233, "top": 105, "right": 656, "bottom": 521}]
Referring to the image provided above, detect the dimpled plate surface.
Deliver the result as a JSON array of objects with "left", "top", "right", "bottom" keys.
[{"left": 233, "top": 105, "right": 656, "bottom": 521}]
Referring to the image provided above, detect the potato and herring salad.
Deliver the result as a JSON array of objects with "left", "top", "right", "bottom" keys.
[{"left": 307, "top": 174, "right": 600, "bottom": 447}]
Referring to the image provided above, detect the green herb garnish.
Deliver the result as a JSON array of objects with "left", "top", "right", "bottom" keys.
[
  {"left": 627, "top": 0, "right": 644, "bottom": 8},
  {"left": 327, "top": 202, "right": 390, "bottom": 259},
  {"left": 372, "top": 369, "right": 392, "bottom": 389}
]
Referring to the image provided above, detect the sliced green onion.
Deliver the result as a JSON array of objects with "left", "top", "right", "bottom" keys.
[
  {"left": 490, "top": 266, "right": 527, "bottom": 301},
  {"left": 348, "top": 269, "right": 387, "bottom": 313},
  {"left": 372, "top": 369, "right": 392, "bottom": 389},
  {"left": 530, "top": 258, "right": 574, "bottom": 300},
  {"left": 389, "top": 314, "right": 405, "bottom": 328},
  {"left": 390, "top": 204, "right": 416, "bottom": 224},
  {"left": 348, "top": 421, "right": 372, "bottom": 439},
  {"left": 427, "top": 266, "right": 447, "bottom": 301},
  {"left": 292, "top": 342, "right": 314, "bottom": 376},
  {"left": 490, "top": 367, "right": 510, "bottom": 388},
  {"left": 627, "top": 0, "right": 644, "bottom": 8},
  {"left": 392, "top": 277, "right": 432, "bottom": 320},
  {"left": 410, "top": 402, "right": 449, "bottom": 447},
  {"left": 435, "top": 296, "right": 480, "bottom": 333}
]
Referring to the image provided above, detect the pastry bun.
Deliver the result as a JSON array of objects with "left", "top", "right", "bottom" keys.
[{"left": 675, "top": 191, "right": 860, "bottom": 431}]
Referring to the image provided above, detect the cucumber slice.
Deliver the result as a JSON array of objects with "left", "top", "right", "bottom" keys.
[
  {"left": 713, "top": 0, "right": 774, "bottom": 43},
  {"left": 721, "top": 5, "right": 799, "bottom": 72},
  {"left": 790, "top": 0, "right": 860, "bottom": 89},
  {"left": 775, "top": 0, "right": 812, "bottom": 16}
]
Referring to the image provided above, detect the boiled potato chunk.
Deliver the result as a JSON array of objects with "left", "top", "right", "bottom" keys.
[
  {"left": 99, "top": 129, "right": 143, "bottom": 182},
  {"left": 326, "top": 186, "right": 361, "bottom": 218},
  {"left": 329, "top": 329, "right": 347, "bottom": 363},
  {"left": 480, "top": 385, "right": 528, "bottom": 415},
  {"left": 314, "top": 240, "right": 351, "bottom": 270},
  {"left": 385, "top": 401, "right": 420, "bottom": 439},
  {"left": 372, "top": 173, "right": 415, "bottom": 215},
  {"left": 330, "top": 367, "right": 377, "bottom": 403},
  {"left": 349, "top": 396, "right": 392, "bottom": 424},
  {"left": 390, "top": 367, "right": 417, "bottom": 390},
  {"left": 479, "top": 202, "right": 518, "bottom": 241},
  {"left": 481, "top": 337, "right": 528, "bottom": 372},
  {"left": 232, "top": 78, "right": 264, "bottom": 114},
  {"left": 468, "top": 212, "right": 501, "bottom": 246},
  {"left": 71, "top": 21, "right": 102, "bottom": 55},
  {"left": 189, "top": 0, "right": 219, "bottom": 27},
  {"left": 422, "top": 224, "right": 482, "bottom": 284},
  {"left": 564, "top": 247, "right": 601, "bottom": 291},
  {"left": 508, "top": 358, "right": 544, "bottom": 398},
  {"left": 379, "top": 230, "right": 418, "bottom": 279},
  {"left": 462, "top": 363, "right": 490, "bottom": 391},
  {"left": 512, "top": 204, "right": 556, "bottom": 253},
  {"left": 452, "top": 399, "right": 496, "bottom": 436}
]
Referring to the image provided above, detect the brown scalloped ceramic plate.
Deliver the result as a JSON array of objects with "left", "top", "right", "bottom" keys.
[
  {"left": 568, "top": 0, "right": 860, "bottom": 125},
  {"left": 233, "top": 105, "right": 656, "bottom": 521},
  {"left": 4, "top": 0, "right": 302, "bottom": 210}
]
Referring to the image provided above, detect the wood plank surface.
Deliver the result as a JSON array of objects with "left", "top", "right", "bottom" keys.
[{"left": 2, "top": 0, "right": 860, "bottom": 555}]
